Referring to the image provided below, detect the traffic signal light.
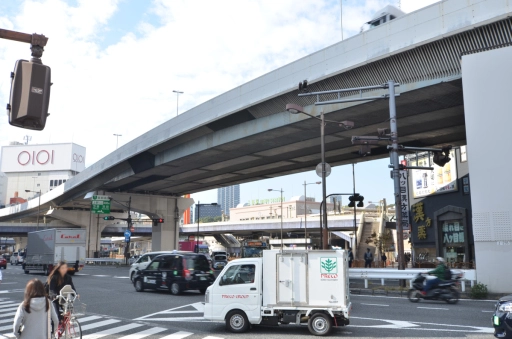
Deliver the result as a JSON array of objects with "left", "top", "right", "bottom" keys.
[
  {"left": 103, "top": 216, "right": 115, "bottom": 221},
  {"left": 348, "top": 194, "right": 365, "bottom": 208},
  {"left": 7, "top": 59, "right": 51, "bottom": 130},
  {"left": 433, "top": 146, "right": 452, "bottom": 167},
  {"left": 152, "top": 218, "right": 164, "bottom": 226}
]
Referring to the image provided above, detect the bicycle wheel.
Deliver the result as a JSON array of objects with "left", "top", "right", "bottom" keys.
[{"left": 64, "top": 318, "right": 82, "bottom": 339}]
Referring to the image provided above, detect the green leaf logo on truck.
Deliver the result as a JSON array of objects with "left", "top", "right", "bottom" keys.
[{"left": 320, "top": 257, "right": 338, "bottom": 279}]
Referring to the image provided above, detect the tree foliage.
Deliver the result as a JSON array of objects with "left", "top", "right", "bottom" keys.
[{"left": 365, "top": 229, "right": 393, "bottom": 255}]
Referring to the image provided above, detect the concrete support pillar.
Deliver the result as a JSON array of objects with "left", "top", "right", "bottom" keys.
[
  {"left": 15, "top": 237, "right": 27, "bottom": 251},
  {"left": 107, "top": 193, "right": 194, "bottom": 252}
]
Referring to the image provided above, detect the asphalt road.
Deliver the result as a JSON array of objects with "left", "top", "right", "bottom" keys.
[{"left": 0, "top": 264, "right": 497, "bottom": 339}]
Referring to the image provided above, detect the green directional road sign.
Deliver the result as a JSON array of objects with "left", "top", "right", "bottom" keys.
[{"left": 91, "top": 195, "right": 111, "bottom": 214}]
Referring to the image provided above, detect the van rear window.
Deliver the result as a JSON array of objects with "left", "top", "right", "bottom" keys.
[{"left": 186, "top": 256, "right": 210, "bottom": 271}]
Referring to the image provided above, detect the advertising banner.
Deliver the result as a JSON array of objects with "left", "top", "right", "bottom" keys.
[{"left": 409, "top": 151, "right": 458, "bottom": 198}]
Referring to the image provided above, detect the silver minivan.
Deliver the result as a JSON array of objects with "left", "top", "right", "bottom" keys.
[
  {"left": 128, "top": 251, "right": 175, "bottom": 281},
  {"left": 10, "top": 252, "right": 24, "bottom": 265}
]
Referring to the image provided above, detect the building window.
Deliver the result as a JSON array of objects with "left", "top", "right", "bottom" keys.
[
  {"left": 63, "top": 180, "right": 66, "bottom": 183},
  {"left": 50, "top": 180, "right": 54, "bottom": 186},
  {"left": 37, "top": 184, "right": 40, "bottom": 187},
  {"left": 38, "top": 173, "right": 41, "bottom": 176},
  {"left": 58, "top": 180, "right": 62, "bottom": 185}
]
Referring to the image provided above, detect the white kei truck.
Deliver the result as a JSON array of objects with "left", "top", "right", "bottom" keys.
[
  {"left": 204, "top": 249, "right": 351, "bottom": 336},
  {"left": 23, "top": 229, "right": 86, "bottom": 276}
]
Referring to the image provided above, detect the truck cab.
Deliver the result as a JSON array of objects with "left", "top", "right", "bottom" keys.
[{"left": 204, "top": 250, "right": 351, "bottom": 336}]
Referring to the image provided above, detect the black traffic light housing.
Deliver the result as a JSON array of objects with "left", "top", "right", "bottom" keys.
[
  {"left": 103, "top": 216, "right": 115, "bottom": 221},
  {"left": 152, "top": 218, "right": 164, "bottom": 226},
  {"left": 433, "top": 146, "right": 452, "bottom": 167},
  {"left": 348, "top": 194, "right": 365, "bottom": 208},
  {"left": 8, "top": 59, "right": 51, "bottom": 130}
]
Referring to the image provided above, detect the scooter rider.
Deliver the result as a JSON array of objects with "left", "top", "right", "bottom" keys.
[{"left": 422, "top": 257, "right": 446, "bottom": 296}]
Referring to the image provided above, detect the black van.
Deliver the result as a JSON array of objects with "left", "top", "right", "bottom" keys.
[{"left": 132, "top": 252, "right": 214, "bottom": 295}]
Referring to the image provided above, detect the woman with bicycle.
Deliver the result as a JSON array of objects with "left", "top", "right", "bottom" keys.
[
  {"left": 47, "top": 261, "right": 78, "bottom": 322},
  {"left": 13, "top": 278, "right": 59, "bottom": 339}
]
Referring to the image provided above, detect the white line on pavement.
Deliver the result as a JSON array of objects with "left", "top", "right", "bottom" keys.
[
  {"left": 417, "top": 307, "right": 448, "bottom": 310},
  {"left": 82, "top": 323, "right": 143, "bottom": 339},
  {"left": 482, "top": 310, "right": 494, "bottom": 313},
  {"left": 350, "top": 294, "right": 498, "bottom": 303},
  {"left": 203, "top": 337, "right": 224, "bottom": 339},
  {"left": 360, "top": 303, "right": 389, "bottom": 307},
  {"left": 77, "top": 316, "right": 102, "bottom": 323},
  {"left": 159, "top": 331, "right": 193, "bottom": 339},
  {"left": 117, "top": 327, "right": 167, "bottom": 339},
  {"left": 80, "top": 319, "right": 121, "bottom": 331}
]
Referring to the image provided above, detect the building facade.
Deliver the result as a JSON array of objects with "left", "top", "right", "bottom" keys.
[
  {"left": 217, "top": 185, "right": 240, "bottom": 216},
  {"left": 194, "top": 204, "right": 222, "bottom": 222},
  {"left": 406, "top": 147, "right": 474, "bottom": 266},
  {"left": 0, "top": 143, "right": 86, "bottom": 205},
  {"left": 229, "top": 196, "right": 335, "bottom": 222}
]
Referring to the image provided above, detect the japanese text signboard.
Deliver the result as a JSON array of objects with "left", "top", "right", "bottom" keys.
[
  {"left": 399, "top": 170, "right": 410, "bottom": 231},
  {"left": 409, "top": 151, "right": 458, "bottom": 198},
  {"left": 91, "top": 195, "right": 111, "bottom": 214}
]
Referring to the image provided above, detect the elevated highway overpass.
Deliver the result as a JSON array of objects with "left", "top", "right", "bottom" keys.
[{"left": 0, "top": 0, "right": 511, "bottom": 284}]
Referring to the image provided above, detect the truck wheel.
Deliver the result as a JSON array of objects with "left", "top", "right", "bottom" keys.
[
  {"left": 308, "top": 313, "right": 332, "bottom": 336},
  {"left": 134, "top": 279, "right": 144, "bottom": 292},
  {"left": 68, "top": 271, "right": 75, "bottom": 276},
  {"left": 44, "top": 266, "right": 50, "bottom": 276},
  {"left": 170, "top": 282, "right": 181, "bottom": 295},
  {"left": 226, "top": 310, "right": 249, "bottom": 333},
  {"left": 24, "top": 270, "right": 29, "bottom": 274},
  {"left": 199, "top": 288, "right": 206, "bottom": 294}
]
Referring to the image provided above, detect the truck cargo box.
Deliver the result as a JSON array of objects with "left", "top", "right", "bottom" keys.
[{"left": 262, "top": 250, "right": 349, "bottom": 308}]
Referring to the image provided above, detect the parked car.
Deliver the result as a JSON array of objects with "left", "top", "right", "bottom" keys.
[
  {"left": 212, "top": 254, "right": 228, "bottom": 271},
  {"left": 129, "top": 251, "right": 175, "bottom": 281},
  {"left": 10, "top": 252, "right": 24, "bottom": 265},
  {"left": 133, "top": 252, "right": 214, "bottom": 295},
  {"left": 493, "top": 294, "right": 512, "bottom": 338},
  {"left": 2, "top": 254, "right": 11, "bottom": 262},
  {"left": 0, "top": 256, "right": 6, "bottom": 269}
]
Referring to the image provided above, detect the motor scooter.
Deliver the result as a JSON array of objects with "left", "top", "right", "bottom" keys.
[{"left": 408, "top": 272, "right": 462, "bottom": 304}]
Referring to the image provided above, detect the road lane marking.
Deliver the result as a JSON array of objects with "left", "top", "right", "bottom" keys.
[
  {"left": 0, "top": 307, "right": 19, "bottom": 313},
  {"left": 0, "top": 312, "right": 15, "bottom": 318},
  {"left": 80, "top": 319, "right": 121, "bottom": 331},
  {"left": 203, "top": 337, "right": 224, "bottom": 339},
  {"left": 92, "top": 275, "right": 110, "bottom": 277},
  {"left": 159, "top": 331, "right": 193, "bottom": 339},
  {"left": 117, "top": 327, "right": 167, "bottom": 339},
  {"left": 417, "top": 307, "right": 448, "bottom": 310},
  {"left": 114, "top": 276, "right": 130, "bottom": 279},
  {"left": 482, "top": 310, "right": 494, "bottom": 313},
  {"left": 82, "top": 323, "right": 143, "bottom": 339},
  {"left": 350, "top": 294, "right": 498, "bottom": 302},
  {"left": 360, "top": 303, "right": 389, "bottom": 307},
  {"left": 78, "top": 315, "right": 102, "bottom": 323}
]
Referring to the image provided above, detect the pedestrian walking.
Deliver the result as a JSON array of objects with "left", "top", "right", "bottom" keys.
[
  {"left": 381, "top": 253, "right": 387, "bottom": 267},
  {"left": 348, "top": 248, "right": 354, "bottom": 268},
  {"left": 405, "top": 253, "right": 411, "bottom": 268},
  {"left": 13, "top": 278, "right": 59, "bottom": 339},
  {"left": 364, "top": 248, "right": 373, "bottom": 268}
]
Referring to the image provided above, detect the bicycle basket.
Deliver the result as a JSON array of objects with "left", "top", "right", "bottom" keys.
[{"left": 73, "top": 302, "right": 86, "bottom": 316}]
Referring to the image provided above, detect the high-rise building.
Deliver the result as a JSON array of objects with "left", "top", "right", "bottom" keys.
[{"left": 217, "top": 185, "right": 240, "bottom": 216}]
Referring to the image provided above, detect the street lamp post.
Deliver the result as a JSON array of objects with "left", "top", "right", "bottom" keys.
[
  {"left": 113, "top": 134, "right": 122, "bottom": 149},
  {"left": 286, "top": 103, "right": 354, "bottom": 249},
  {"left": 268, "top": 189, "right": 284, "bottom": 251},
  {"left": 25, "top": 189, "right": 41, "bottom": 231},
  {"left": 173, "top": 90, "right": 183, "bottom": 116},
  {"left": 196, "top": 201, "right": 217, "bottom": 253},
  {"left": 303, "top": 181, "right": 321, "bottom": 250}
]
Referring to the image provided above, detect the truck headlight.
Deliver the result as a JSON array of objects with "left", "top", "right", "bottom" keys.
[
  {"left": 205, "top": 290, "right": 210, "bottom": 303},
  {"left": 499, "top": 302, "right": 512, "bottom": 312}
]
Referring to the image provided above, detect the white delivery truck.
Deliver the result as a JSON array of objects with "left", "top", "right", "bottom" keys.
[
  {"left": 204, "top": 249, "right": 351, "bottom": 336},
  {"left": 23, "top": 229, "right": 86, "bottom": 276}
]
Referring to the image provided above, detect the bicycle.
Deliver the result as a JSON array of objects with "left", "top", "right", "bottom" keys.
[{"left": 53, "top": 285, "right": 83, "bottom": 339}]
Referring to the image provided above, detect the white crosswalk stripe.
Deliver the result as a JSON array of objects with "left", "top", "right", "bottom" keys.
[{"left": 0, "top": 297, "right": 223, "bottom": 339}]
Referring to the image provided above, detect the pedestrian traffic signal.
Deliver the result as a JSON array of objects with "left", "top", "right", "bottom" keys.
[
  {"left": 433, "top": 146, "right": 452, "bottom": 167},
  {"left": 348, "top": 194, "right": 365, "bottom": 208},
  {"left": 152, "top": 218, "right": 164, "bottom": 226},
  {"left": 7, "top": 59, "right": 51, "bottom": 130},
  {"left": 103, "top": 216, "right": 115, "bottom": 221}
]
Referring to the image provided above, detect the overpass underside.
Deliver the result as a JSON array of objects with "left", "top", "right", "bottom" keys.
[{"left": 99, "top": 18, "right": 512, "bottom": 196}]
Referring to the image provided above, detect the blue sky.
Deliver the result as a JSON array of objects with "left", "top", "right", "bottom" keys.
[{"left": 0, "top": 0, "right": 440, "bottom": 207}]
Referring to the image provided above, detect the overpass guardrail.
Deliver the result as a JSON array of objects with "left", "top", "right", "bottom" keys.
[
  {"left": 349, "top": 268, "right": 476, "bottom": 292},
  {"left": 85, "top": 258, "right": 124, "bottom": 265}
]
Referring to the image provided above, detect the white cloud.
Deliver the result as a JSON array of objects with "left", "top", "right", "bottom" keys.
[{"left": 0, "top": 0, "right": 440, "bottom": 171}]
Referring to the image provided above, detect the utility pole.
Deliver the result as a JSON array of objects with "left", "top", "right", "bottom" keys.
[
  {"left": 352, "top": 163, "right": 357, "bottom": 254},
  {"left": 173, "top": 90, "right": 183, "bottom": 116},
  {"left": 113, "top": 134, "right": 122, "bottom": 149}
]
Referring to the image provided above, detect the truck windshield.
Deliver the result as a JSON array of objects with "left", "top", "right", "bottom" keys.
[
  {"left": 214, "top": 255, "right": 227, "bottom": 261},
  {"left": 242, "top": 247, "right": 264, "bottom": 258}
]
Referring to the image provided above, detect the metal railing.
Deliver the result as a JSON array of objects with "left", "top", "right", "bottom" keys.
[
  {"left": 349, "top": 268, "right": 476, "bottom": 292},
  {"left": 85, "top": 258, "right": 123, "bottom": 265}
]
